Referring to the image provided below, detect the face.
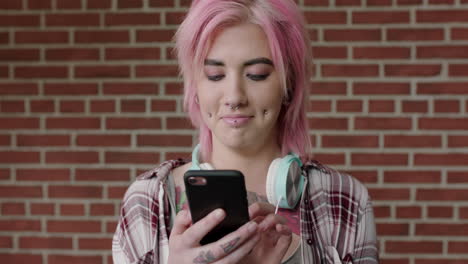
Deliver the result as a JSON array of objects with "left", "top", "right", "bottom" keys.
[{"left": 196, "top": 23, "right": 284, "bottom": 152}]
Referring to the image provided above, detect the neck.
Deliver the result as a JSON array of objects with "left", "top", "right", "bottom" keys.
[{"left": 206, "top": 141, "right": 282, "bottom": 194}]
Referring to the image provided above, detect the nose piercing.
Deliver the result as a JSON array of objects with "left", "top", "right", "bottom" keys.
[{"left": 230, "top": 104, "right": 240, "bottom": 110}]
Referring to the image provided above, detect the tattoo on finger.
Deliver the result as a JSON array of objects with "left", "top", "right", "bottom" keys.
[
  {"left": 220, "top": 237, "right": 240, "bottom": 253},
  {"left": 193, "top": 250, "right": 216, "bottom": 264}
]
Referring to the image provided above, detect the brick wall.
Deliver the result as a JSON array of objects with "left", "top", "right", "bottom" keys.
[{"left": 1, "top": 0, "right": 467, "bottom": 263}]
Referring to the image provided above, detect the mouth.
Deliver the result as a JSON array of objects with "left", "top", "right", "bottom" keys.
[{"left": 221, "top": 115, "right": 253, "bottom": 127}]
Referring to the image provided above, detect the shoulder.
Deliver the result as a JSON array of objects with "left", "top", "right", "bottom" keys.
[{"left": 303, "top": 159, "right": 371, "bottom": 210}]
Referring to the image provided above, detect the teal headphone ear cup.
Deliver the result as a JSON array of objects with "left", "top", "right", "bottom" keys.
[
  {"left": 269, "top": 155, "right": 304, "bottom": 209},
  {"left": 266, "top": 158, "right": 281, "bottom": 206}
]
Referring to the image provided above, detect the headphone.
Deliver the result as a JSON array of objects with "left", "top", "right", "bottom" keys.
[{"left": 189, "top": 144, "right": 305, "bottom": 209}]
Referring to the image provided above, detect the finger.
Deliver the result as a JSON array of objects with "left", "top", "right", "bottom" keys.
[
  {"left": 183, "top": 208, "right": 226, "bottom": 245},
  {"left": 170, "top": 210, "right": 191, "bottom": 236},
  {"left": 258, "top": 214, "right": 287, "bottom": 231},
  {"left": 275, "top": 233, "right": 292, "bottom": 258},
  {"left": 248, "top": 202, "right": 275, "bottom": 219},
  {"left": 276, "top": 223, "right": 292, "bottom": 236},
  {"left": 215, "top": 234, "right": 261, "bottom": 264}
]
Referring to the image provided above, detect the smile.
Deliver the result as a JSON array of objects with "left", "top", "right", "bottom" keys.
[{"left": 221, "top": 115, "right": 253, "bottom": 127}]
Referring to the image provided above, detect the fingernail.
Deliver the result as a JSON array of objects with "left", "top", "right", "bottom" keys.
[
  {"left": 214, "top": 209, "right": 225, "bottom": 219},
  {"left": 247, "top": 221, "right": 257, "bottom": 232}
]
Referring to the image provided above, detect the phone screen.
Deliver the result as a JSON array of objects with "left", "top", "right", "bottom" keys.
[{"left": 184, "top": 170, "right": 250, "bottom": 245}]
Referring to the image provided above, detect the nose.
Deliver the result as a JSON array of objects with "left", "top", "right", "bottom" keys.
[{"left": 223, "top": 73, "right": 247, "bottom": 109}]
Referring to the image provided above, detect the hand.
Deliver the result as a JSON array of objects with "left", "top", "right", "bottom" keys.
[
  {"left": 240, "top": 203, "right": 293, "bottom": 264},
  {"left": 168, "top": 208, "right": 260, "bottom": 264}
]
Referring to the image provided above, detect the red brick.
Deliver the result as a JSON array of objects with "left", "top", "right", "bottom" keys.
[
  {"left": 108, "top": 186, "right": 127, "bottom": 199},
  {"left": 402, "top": 100, "right": 428, "bottom": 113},
  {"left": 60, "top": 204, "right": 85, "bottom": 215},
  {"left": 166, "top": 152, "right": 191, "bottom": 161},
  {"left": 369, "top": 100, "right": 394, "bottom": 112},
  {"left": 75, "top": 65, "right": 130, "bottom": 78},
  {"left": 77, "top": 135, "right": 131, "bottom": 147},
  {"left": 0, "top": 32, "right": 9, "bottom": 44},
  {"left": 75, "top": 30, "right": 129, "bottom": 43},
  {"left": 79, "top": 237, "right": 113, "bottom": 250},
  {"left": 60, "top": 100, "right": 85, "bottom": 113},
  {"left": 355, "top": 117, "right": 412, "bottom": 130},
  {"left": 304, "top": 0, "right": 329, "bottom": 5},
  {"left": 121, "top": 99, "right": 146, "bottom": 112},
  {"left": 417, "top": 189, "right": 468, "bottom": 201},
  {"left": 118, "top": 0, "right": 143, "bottom": 8},
  {"left": 396, "top": 206, "right": 422, "bottom": 218},
  {"left": 46, "top": 151, "right": 99, "bottom": 164},
  {"left": 2, "top": 203, "right": 25, "bottom": 215},
  {"left": 304, "top": 11, "right": 347, "bottom": 24},
  {"left": 103, "top": 82, "right": 158, "bottom": 95},
  {"left": 418, "top": 82, "right": 468, "bottom": 94},
  {"left": 135, "top": 65, "right": 179, "bottom": 77},
  {"left": 385, "top": 64, "right": 441, "bottom": 77},
  {"left": 428, "top": 0, "right": 454, "bottom": 4},
  {"left": 373, "top": 205, "right": 391, "bottom": 218},
  {"left": 106, "top": 47, "right": 160, "bottom": 60},
  {"left": 0, "top": 66, "right": 8, "bottom": 78},
  {"left": 312, "top": 47, "right": 347, "bottom": 59},
  {"left": 452, "top": 27, "right": 468, "bottom": 40},
  {"left": 377, "top": 223, "right": 409, "bottom": 235},
  {"left": 0, "top": 236, "right": 13, "bottom": 248},
  {"left": 0, "top": 186, "right": 41, "bottom": 198},
  {"left": 387, "top": 28, "right": 444, "bottom": 41},
  {"left": 17, "top": 135, "right": 70, "bottom": 146},
  {"left": 0, "top": 100, "right": 24, "bottom": 112},
  {"left": 322, "top": 135, "right": 378, "bottom": 148},
  {"left": 48, "top": 220, "right": 101, "bottom": 233},
  {"left": 308, "top": 100, "right": 332, "bottom": 112},
  {"left": 137, "top": 135, "right": 192, "bottom": 147},
  {"left": 76, "top": 169, "right": 130, "bottom": 182},
  {"left": 136, "top": 29, "right": 176, "bottom": 42},
  {"left": 397, "top": 0, "right": 422, "bottom": 4},
  {"left": 419, "top": 118, "right": 468, "bottom": 130},
  {"left": 417, "top": 10, "right": 468, "bottom": 23},
  {"left": 31, "top": 203, "right": 55, "bottom": 215},
  {"left": 311, "top": 153, "right": 345, "bottom": 165},
  {"left": 415, "top": 153, "right": 468, "bottom": 166},
  {"left": 354, "top": 47, "right": 410, "bottom": 59},
  {"left": 309, "top": 118, "right": 348, "bottom": 130},
  {"left": 105, "top": 151, "right": 160, "bottom": 164},
  {"left": 0, "top": 254, "right": 42, "bottom": 264},
  {"left": 428, "top": 206, "right": 453, "bottom": 218},
  {"left": 0, "top": 220, "right": 41, "bottom": 231},
  {"left": 447, "top": 171, "right": 468, "bottom": 183},
  {"left": 17, "top": 168, "right": 70, "bottom": 181},
  {"left": 167, "top": 117, "right": 192, "bottom": 130},
  {"left": 0, "top": 15, "right": 40, "bottom": 27},
  {"left": 46, "top": 48, "right": 100, "bottom": 61},
  {"left": 46, "top": 14, "right": 100, "bottom": 27},
  {"left": 370, "top": 187, "right": 411, "bottom": 200},
  {"left": 418, "top": 46, "right": 468, "bottom": 58},
  {"left": 30, "top": 100, "right": 54, "bottom": 112},
  {"left": 86, "top": 0, "right": 111, "bottom": 9},
  {"left": 46, "top": 117, "right": 100, "bottom": 129},
  {"left": 416, "top": 224, "right": 468, "bottom": 236},
  {"left": 448, "top": 241, "right": 468, "bottom": 253},
  {"left": 15, "top": 66, "right": 68, "bottom": 79},
  {"left": 0, "top": 118, "right": 39, "bottom": 129},
  {"left": 44, "top": 83, "right": 98, "bottom": 95},
  {"left": 336, "top": 100, "right": 363, "bottom": 112},
  {"left": 449, "top": 64, "right": 468, "bottom": 76},
  {"left": 434, "top": 100, "right": 460, "bottom": 113},
  {"left": 0, "top": 49, "right": 39, "bottom": 61},
  {"left": 28, "top": 0, "right": 51, "bottom": 9},
  {"left": 48, "top": 255, "right": 101, "bottom": 264},
  {"left": 310, "top": 82, "right": 347, "bottom": 95},
  {"left": 165, "top": 11, "right": 186, "bottom": 25},
  {"left": 385, "top": 135, "right": 441, "bottom": 148},
  {"left": 0, "top": 1, "right": 22, "bottom": 9},
  {"left": 56, "top": 0, "right": 81, "bottom": 9},
  {"left": 353, "top": 154, "right": 408, "bottom": 166},
  {"left": 165, "top": 82, "right": 184, "bottom": 95},
  {"left": 353, "top": 11, "right": 410, "bottom": 23},
  {"left": 149, "top": 0, "right": 174, "bottom": 7},
  {"left": 20, "top": 236, "right": 72, "bottom": 249},
  {"left": 106, "top": 117, "right": 161, "bottom": 129},
  {"left": 322, "top": 64, "right": 379, "bottom": 77},
  {"left": 15, "top": 31, "right": 69, "bottom": 44},
  {"left": 90, "top": 204, "right": 115, "bottom": 215},
  {"left": 90, "top": 100, "right": 115, "bottom": 113},
  {"left": 336, "top": 0, "right": 361, "bottom": 5},
  {"left": 106, "top": 13, "right": 160, "bottom": 26},
  {"left": 0, "top": 168, "right": 9, "bottom": 180},
  {"left": 151, "top": 99, "right": 177, "bottom": 112},
  {"left": 0, "top": 151, "right": 40, "bottom": 163},
  {"left": 384, "top": 170, "right": 441, "bottom": 183},
  {"left": 386, "top": 241, "right": 442, "bottom": 253},
  {"left": 0, "top": 135, "right": 10, "bottom": 146}
]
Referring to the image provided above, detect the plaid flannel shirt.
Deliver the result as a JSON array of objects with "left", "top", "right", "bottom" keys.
[{"left": 112, "top": 159, "right": 379, "bottom": 264}]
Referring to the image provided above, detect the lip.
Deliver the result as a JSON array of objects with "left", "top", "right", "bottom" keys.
[{"left": 221, "top": 115, "right": 253, "bottom": 127}]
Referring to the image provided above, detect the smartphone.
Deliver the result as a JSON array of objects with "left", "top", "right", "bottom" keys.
[{"left": 184, "top": 170, "right": 250, "bottom": 245}]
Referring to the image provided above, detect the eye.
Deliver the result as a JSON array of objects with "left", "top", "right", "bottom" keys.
[
  {"left": 246, "top": 73, "right": 270, "bottom": 81},
  {"left": 207, "top": 75, "right": 224, "bottom": 81}
]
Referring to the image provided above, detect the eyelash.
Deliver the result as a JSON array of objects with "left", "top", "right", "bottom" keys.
[{"left": 207, "top": 74, "right": 270, "bottom": 82}]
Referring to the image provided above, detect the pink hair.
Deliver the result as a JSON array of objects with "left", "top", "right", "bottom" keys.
[{"left": 174, "top": 0, "right": 312, "bottom": 161}]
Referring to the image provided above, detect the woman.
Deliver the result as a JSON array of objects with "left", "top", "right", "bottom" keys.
[{"left": 112, "top": 0, "right": 379, "bottom": 263}]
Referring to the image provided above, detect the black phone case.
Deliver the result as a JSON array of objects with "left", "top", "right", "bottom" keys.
[{"left": 184, "top": 170, "right": 250, "bottom": 245}]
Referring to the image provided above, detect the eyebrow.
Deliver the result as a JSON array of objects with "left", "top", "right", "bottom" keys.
[{"left": 204, "top": 57, "right": 274, "bottom": 67}]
